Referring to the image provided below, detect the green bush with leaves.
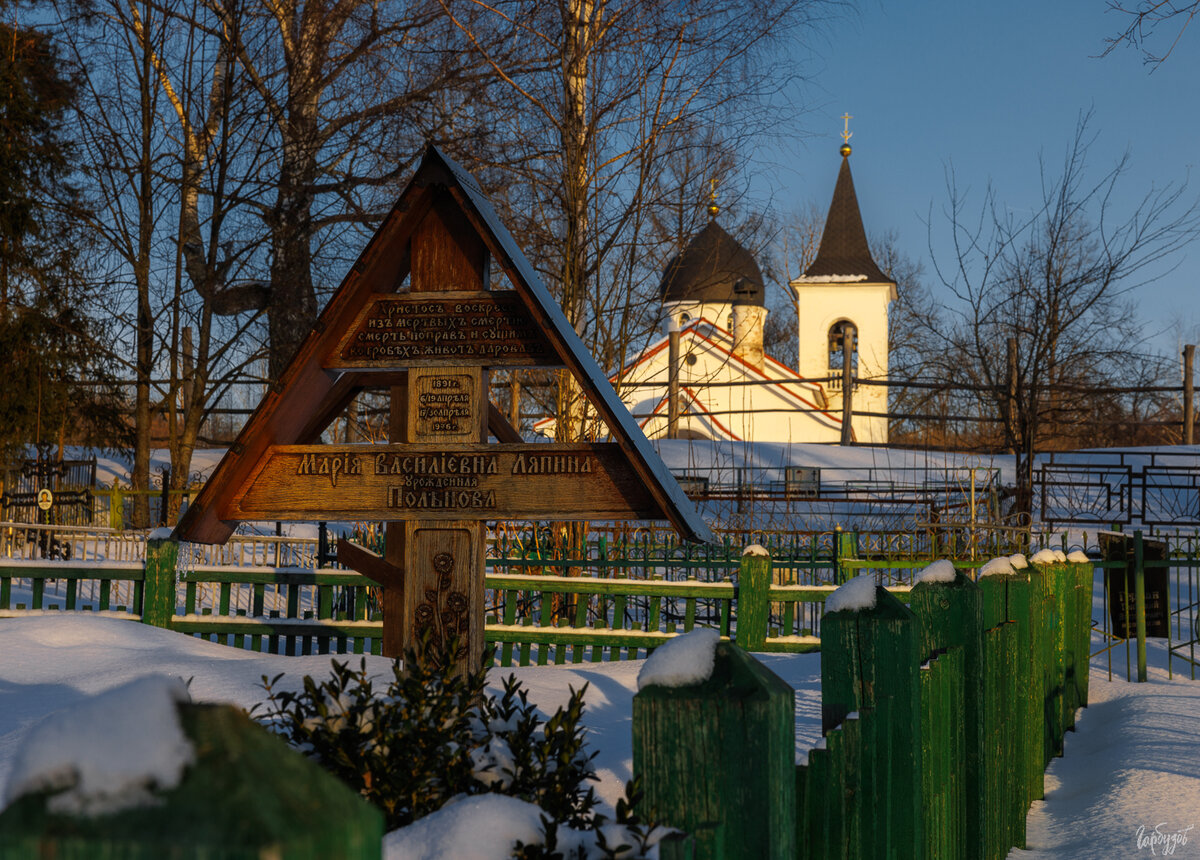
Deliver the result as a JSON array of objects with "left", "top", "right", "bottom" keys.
[{"left": 252, "top": 634, "right": 662, "bottom": 858}]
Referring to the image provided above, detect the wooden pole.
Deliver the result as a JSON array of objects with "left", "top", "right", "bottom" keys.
[
  {"left": 1006, "top": 337, "right": 1019, "bottom": 455},
  {"left": 386, "top": 201, "right": 490, "bottom": 669},
  {"left": 667, "top": 321, "right": 681, "bottom": 439},
  {"left": 736, "top": 548, "right": 771, "bottom": 650},
  {"left": 509, "top": 371, "right": 521, "bottom": 433},
  {"left": 634, "top": 643, "right": 796, "bottom": 860},
  {"left": 1184, "top": 344, "right": 1194, "bottom": 445},
  {"left": 1134, "top": 529, "right": 1147, "bottom": 682},
  {"left": 840, "top": 327, "right": 854, "bottom": 444},
  {"left": 820, "top": 586, "right": 923, "bottom": 858}
]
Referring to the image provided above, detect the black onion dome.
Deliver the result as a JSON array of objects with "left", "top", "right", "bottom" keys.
[
  {"left": 803, "top": 153, "right": 892, "bottom": 283},
  {"left": 659, "top": 220, "right": 766, "bottom": 307}
]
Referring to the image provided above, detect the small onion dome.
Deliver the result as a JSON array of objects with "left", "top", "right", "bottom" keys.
[{"left": 659, "top": 221, "right": 766, "bottom": 307}]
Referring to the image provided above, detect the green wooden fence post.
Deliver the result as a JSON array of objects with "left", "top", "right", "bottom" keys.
[
  {"left": 910, "top": 572, "right": 982, "bottom": 860},
  {"left": 920, "top": 647, "right": 965, "bottom": 860},
  {"left": 1028, "top": 563, "right": 1056, "bottom": 767},
  {"left": 1134, "top": 529, "right": 1148, "bottom": 682},
  {"left": 1057, "top": 564, "right": 1080, "bottom": 732},
  {"left": 821, "top": 585, "right": 923, "bottom": 860},
  {"left": 980, "top": 621, "right": 1021, "bottom": 859},
  {"left": 1072, "top": 561, "right": 1093, "bottom": 707},
  {"left": 633, "top": 642, "right": 796, "bottom": 860},
  {"left": 737, "top": 547, "right": 771, "bottom": 651},
  {"left": 143, "top": 537, "right": 179, "bottom": 628},
  {"left": 834, "top": 528, "right": 858, "bottom": 585},
  {"left": 979, "top": 566, "right": 1044, "bottom": 811}
]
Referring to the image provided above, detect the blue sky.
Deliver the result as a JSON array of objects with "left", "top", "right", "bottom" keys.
[{"left": 765, "top": 0, "right": 1200, "bottom": 363}]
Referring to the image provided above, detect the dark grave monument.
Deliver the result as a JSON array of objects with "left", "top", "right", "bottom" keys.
[{"left": 1099, "top": 531, "right": 1169, "bottom": 639}]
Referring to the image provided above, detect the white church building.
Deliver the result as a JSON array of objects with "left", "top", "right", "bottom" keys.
[{"left": 536, "top": 141, "right": 896, "bottom": 446}]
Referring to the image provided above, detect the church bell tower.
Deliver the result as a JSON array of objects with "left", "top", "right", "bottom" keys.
[{"left": 789, "top": 123, "right": 897, "bottom": 444}]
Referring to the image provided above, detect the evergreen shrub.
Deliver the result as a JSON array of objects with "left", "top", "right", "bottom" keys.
[{"left": 252, "top": 634, "right": 662, "bottom": 858}]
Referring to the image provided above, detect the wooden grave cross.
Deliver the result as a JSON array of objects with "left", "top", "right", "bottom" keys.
[{"left": 174, "top": 146, "right": 710, "bottom": 670}]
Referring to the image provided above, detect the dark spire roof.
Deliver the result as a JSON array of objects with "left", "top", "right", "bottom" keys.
[
  {"left": 802, "top": 151, "right": 892, "bottom": 284},
  {"left": 659, "top": 220, "right": 766, "bottom": 307}
]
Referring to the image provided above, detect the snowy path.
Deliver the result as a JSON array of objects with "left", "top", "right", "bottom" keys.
[{"left": 1011, "top": 639, "right": 1200, "bottom": 859}]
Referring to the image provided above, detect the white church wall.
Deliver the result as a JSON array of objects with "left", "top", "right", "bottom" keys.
[
  {"left": 793, "top": 281, "right": 893, "bottom": 444},
  {"left": 663, "top": 300, "right": 734, "bottom": 333},
  {"left": 612, "top": 321, "right": 843, "bottom": 444}
]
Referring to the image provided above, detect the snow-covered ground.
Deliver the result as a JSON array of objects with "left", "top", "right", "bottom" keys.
[
  {"left": 1014, "top": 636, "right": 1200, "bottom": 859},
  {"left": 0, "top": 613, "right": 1196, "bottom": 859}
]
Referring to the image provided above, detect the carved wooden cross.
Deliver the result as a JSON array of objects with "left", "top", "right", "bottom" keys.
[{"left": 173, "top": 147, "right": 710, "bottom": 674}]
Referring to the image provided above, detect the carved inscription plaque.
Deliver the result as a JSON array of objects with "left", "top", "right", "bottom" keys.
[
  {"left": 416, "top": 373, "right": 476, "bottom": 437},
  {"left": 328, "top": 291, "right": 557, "bottom": 368},
  {"left": 227, "top": 443, "right": 659, "bottom": 522}
]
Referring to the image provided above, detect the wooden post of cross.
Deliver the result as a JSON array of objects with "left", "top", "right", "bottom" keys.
[{"left": 389, "top": 200, "right": 489, "bottom": 669}]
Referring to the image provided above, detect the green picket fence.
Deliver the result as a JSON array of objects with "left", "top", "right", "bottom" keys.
[
  {"left": 1, "top": 530, "right": 1195, "bottom": 679},
  {"left": 0, "top": 544, "right": 871, "bottom": 664},
  {"left": 635, "top": 561, "right": 1095, "bottom": 860}
]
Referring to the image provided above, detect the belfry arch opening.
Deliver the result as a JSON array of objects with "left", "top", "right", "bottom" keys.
[{"left": 828, "top": 319, "right": 858, "bottom": 373}]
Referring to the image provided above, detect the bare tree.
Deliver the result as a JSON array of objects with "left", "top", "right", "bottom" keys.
[
  {"left": 132, "top": 0, "right": 275, "bottom": 520},
  {"left": 55, "top": 0, "right": 181, "bottom": 526},
  {"left": 918, "top": 114, "right": 1200, "bottom": 513},
  {"left": 228, "top": 0, "right": 501, "bottom": 377},
  {"left": 439, "top": 0, "right": 829, "bottom": 442},
  {"left": 55, "top": 0, "right": 503, "bottom": 524},
  {"left": 1104, "top": 1, "right": 1199, "bottom": 63}
]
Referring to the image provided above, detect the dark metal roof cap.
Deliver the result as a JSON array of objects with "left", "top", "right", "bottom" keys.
[
  {"left": 803, "top": 153, "right": 892, "bottom": 284},
  {"left": 660, "top": 220, "right": 766, "bottom": 306}
]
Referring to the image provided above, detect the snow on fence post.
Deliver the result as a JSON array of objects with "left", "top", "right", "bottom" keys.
[
  {"left": 0, "top": 700, "right": 383, "bottom": 858},
  {"left": 909, "top": 565, "right": 981, "bottom": 860},
  {"left": 819, "top": 580, "right": 923, "bottom": 860},
  {"left": 632, "top": 640, "right": 796, "bottom": 860},
  {"left": 736, "top": 545, "right": 771, "bottom": 651},
  {"left": 142, "top": 536, "right": 178, "bottom": 628}
]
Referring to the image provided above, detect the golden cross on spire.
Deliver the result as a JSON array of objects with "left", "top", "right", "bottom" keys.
[
  {"left": 841, "top": 113, "right": 853, "bottom": 145},
  {"left": 707, "top": 178, "right": 719, "bottom": 218}
]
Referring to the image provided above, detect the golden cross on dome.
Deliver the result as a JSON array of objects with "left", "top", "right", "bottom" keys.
[{"left": 841, "top": 113, "right": 853, "bottom": 145}]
